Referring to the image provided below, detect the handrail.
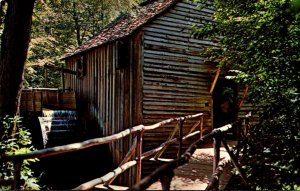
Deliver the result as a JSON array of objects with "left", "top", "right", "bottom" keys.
[
  {"left": 1, "top": 113, "right": 202, "bottom": 162},
  {"left": 1, "top": 112, "right": 204, "bottom": 190},
  {"left": 73, "top": 129, "right": 204, "bottom": 190},
  {"left": 128, "top": 123, "right": 236, "bottom": 191},
  {"left": 73, "top": 113, "right": 204, "bottom": 190},
  {"left": 74, "top": 123, "right": 239, "bottom": 191},
  {"left": 74, "top": 160, "right": 138, "bottom": 190},
  {"left": 2, "top": 112, "right": 252, "bottom": 190},
  {"left": 128, "top": 116, "right": 249, "bottom": 191},
  {"left": 1, "top": 112, "right": 251, "bottom": 190}
]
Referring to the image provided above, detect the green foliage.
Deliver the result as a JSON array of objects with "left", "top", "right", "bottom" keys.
[
  {"left": 193, "top": 0, "right": 300, "bottom": 189},
  {"left": 25, "top": 0, "right": 140, "bottom": 88},
  {"left": 0, "top": 116, "right": 40, "bottom": 190}
]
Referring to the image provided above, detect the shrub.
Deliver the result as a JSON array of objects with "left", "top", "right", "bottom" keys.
[{"left": 0, "top": 116, "right": 40, "bottom": 190}]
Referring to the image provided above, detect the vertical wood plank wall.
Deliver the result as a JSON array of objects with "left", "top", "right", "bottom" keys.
[
  {"left": 142, "top": 0, "right": 215, "bottom": 156},
  {"left": 65, "top": 42, "right": 133, "bottom": 184}
]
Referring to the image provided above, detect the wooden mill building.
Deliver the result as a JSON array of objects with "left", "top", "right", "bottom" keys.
[{"left": 62, "top": 0, "right": 251, "bottom": 185}]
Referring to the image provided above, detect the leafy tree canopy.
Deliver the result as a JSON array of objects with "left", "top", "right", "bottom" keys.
[
  {"left": 25, "top": 0, "right": 140, "bottom": 88},
  {"left": 193, "top": 0, "right": 300, "bottom": 189}
]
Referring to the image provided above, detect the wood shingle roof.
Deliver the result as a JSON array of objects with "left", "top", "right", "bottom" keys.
[{"left": 63, "top": 0, "right": 180, "bottom": 59}]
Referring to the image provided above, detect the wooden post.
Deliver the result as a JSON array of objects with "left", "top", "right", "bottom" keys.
[
  {"left": 177, "top": 119, "right": 184, "bottom": 159},
  {"left": 245, "top": 117, "right": 251, "bottom": 137},
  {"left": 136, "top": 130, "right": 143, "bottom": 184},
  {"left": 235, "top": 120, "right": 243, "bottom": 157},
  {"left": 13, "top": 160, "right": 22, "bottom": 190},
  {"left": 238, "top": 85, "right": 249, "bottom": 109},
  {"left": 160, "top": 170, "right": 174, "bottom": 190},
  {"left": 221, "top": 138, "right": 247, "bottom": 185},
  {"left": 56, "top": 89, "right": 59, "bottom": 107},
  {"left": 242, "top": 118, "right": 246, "bottom": 137},
  {"left": 61, "top": 63, "right": 65, "bottom": 91},
  {"left": 206, "top": 158, "right": 231, "bottom": 190},
  {"left": 213, "top": 135, "right": 221, "bottom": 174},
  {"left": 200, "top": 116, "right": 204, "bottom": 138}
]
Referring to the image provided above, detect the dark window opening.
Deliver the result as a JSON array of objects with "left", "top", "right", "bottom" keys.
[
  {"left": 116, "top": 39, "right": 130, "bottom": 69},
  {"left": 76, "top": 55, "right": 86, "bottom": 79}
]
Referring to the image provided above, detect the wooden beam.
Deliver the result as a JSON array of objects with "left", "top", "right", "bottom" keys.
[
  {"left": 154, "top": 121, "right": 180, "bottom": 159},
  {"left": 238, "top": 85, "right": 249, "bottom": 109},
  {"left": 187, "top": 119, "right": 201, "bottom": 135},
  {"left": 210, "top": 68, "right": 221, "bottom": 94},
  {"left": 45, "top": 64, "right": 77, "bottom": 75}
]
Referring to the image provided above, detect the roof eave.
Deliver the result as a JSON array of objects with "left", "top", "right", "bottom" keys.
[{"left": 62, "top": 0, "right": 181, "bottom": 60}]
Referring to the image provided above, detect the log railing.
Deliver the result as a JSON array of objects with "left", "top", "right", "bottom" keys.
[
  {"left": 130, "top": 115, "right": 251, "bottom": 191},
  {"left": 1, "top": 112, "right": 251, "bottom": 190},
  {"left": 0, "top": 113, "right": 204, "bottom": 190}
]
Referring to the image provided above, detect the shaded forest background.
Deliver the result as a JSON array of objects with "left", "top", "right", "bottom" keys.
[
  {"left": 25, "top": 0, "right": 140, "bottom": 88},
  {"left": 193, "top": 0, "right": 300, "bottom": 189}
]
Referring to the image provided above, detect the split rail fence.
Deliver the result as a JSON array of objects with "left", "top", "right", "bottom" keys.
[{"left": 0, "top": 112, "right": 251, "bottom": 190}]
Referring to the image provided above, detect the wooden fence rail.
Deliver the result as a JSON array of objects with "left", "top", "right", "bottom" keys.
[
  {"left": 74, "top": 113, "right": 204, "bottom": 190},
  {"left": 129, "top": 117, "right": 251, "bottom": 191},
  {"left": 1, "top": 112, "right": 250, "bottom": 190},
  {"left": 0, "top": 113, "right": 204, "bottom": 190}
]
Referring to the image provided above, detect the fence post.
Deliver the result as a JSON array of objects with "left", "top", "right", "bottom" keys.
[
  {"left": 200, "top": 116, "right": 204, "bottom": 138},
  {"left": 136, "top": 130, "right": 144, "bottom": 184},
  {"left": 221, "top": 138, "right": 247, "bottom": 185},
  {"left": 213, "top": 134, "right": 221, "bottom": 174},
  {"left": 13, "top": 160, "right": 23, "bottom": 190},
  {"left": 177, "top": 119, "right": 184, "bottom": 159},
  {"left": 236, "top": 119, "right": 244, "bottom": 157},
  {"left": 160, "top": 170, "right": 174, "bottom": 190}
]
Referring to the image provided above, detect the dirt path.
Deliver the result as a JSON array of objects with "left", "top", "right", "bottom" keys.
[{"left": 147, "top": 148, "right": 233, "bottom": 190}]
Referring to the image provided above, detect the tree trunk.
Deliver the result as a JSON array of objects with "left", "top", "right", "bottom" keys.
[
  {"left": 72, "top": 2, "right": 82, "bottom": 46},
  {"left": 0, "top": 0, "right": 35, "bottom": 117}
]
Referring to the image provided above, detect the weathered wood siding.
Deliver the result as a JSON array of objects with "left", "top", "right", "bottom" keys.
[
  {"left": 142, "top": 0, "right": 215, "bottom": 156},
  {"left": 65, "top": 32, "right": 144, "bottom": 185},
  {"left": 65, "top": 43, "right": 128, "bottom": 183},
  {"left": 20, "top": 89, "right": 76, "bottom": 113}
]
